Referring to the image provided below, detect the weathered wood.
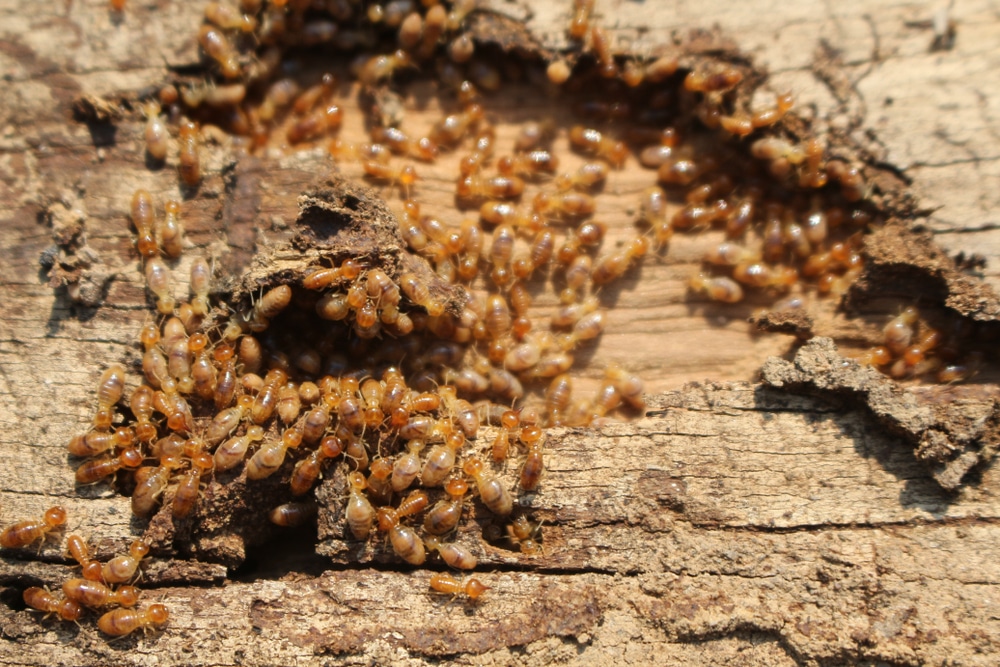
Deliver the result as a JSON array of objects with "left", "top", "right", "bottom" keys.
[
  {"left": 4, "top": 383, "right": 1000, "bottom": 665},
  {"left": 1, "top": 0, "right": 999, "bottom": 665}
]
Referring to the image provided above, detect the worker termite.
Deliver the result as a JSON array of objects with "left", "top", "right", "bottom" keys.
[
  {"left": 177, "top": 120, "right": 201, "bottom": 186},
  {"left": 555, "top": 161, "right": 609, "bottom": 192},
  {"left": 362, "top": 161, "right": 418, "bottom": 195},
  {"left": 92, "top": 363, "right": 125, "bottom": 430},
  {"left": 519, "top": 429, "right": 544, "bottom": 491},
  {"left": 274, "top": 382, "right": 301, "bottom": 425},
  {"left": 289, "top": 435, "right": 342, "bottom": 496},
  {"left": 751, "top": 92, "right": 794, "bottom": 128},
  {"left": 429, "top": 104, "right": 483, "bottom": 147},
  {"left": 247, "top": 284, "right": 292, "bottom": 332},
  {"left": 568, "top": 126, "right": 628, "bottom": 167},
  {"left": 66, "top": 534, "right": 101, "bottom": 580},
  {"left": 544, "top": 374, "right": 574, "bottom": 425},
  {"left": 414, "top": 4, "right": 446, "bottom": 59},
  {"left": 191, "top": 343, "right": 217, "bottom": 402},
  {"left": 330, "top": 139, "right": 392, "bottom": 166},
  {"left": 303, "top": 258, "right": 363, "bottom": 291},
  {"left": 370, "top": 126, "right": 438, "bottom": 162},
  {"left": 257, "top": 77, "right": 299, "bottom": 122},
  {"left": 606, "top": 364, "right": 645, "bottom": 411},
  {"left": 101, "top": 539, "right": 150, "bottom": 584},
  {"left": 359, "top": 458, "right": 390, "bottom": 507},
  {"left": 238, "top": 335, "right": 264, "bottom": 375},
  {"left": 131, "top": 456, "right": 183, "bottom": 518},
  {"left": 463, "top": 457, "right": 512, "bottom": 515},
  {"left": 67, "top": 429, "right": 115, "bottom": 458},
  {"left": 458, "top": 125, "right": 496, "bottom": 176},
  {"left": 424, "top": 535, "right": 478, "bottom": 569},
  {"left": 590, "top": 25, "right": 618, "bottom": 78},
  {"left": 417, "top": 426, "right": 464, "bottom": 486},
  {"left": 212, "top": 342, "right": 239, "bottom": 411},
  {"left": 97, "top": 603, "right": 169, "bottom": 637},
  {"left": 378, "top": 490, "right": 428, "bottom": 565},
  {"left": 385, "top": 519, "right": 427, "bottom": 564},
  {"left": 457, "top": 174, "right": 525, "bottom": 202},
  {"left": 345, "top": 471, "right": 375, "bottom": 540},
  {"left": 142, "top": 102, "right": 169, "bottom": 162},
  {"left": 497, "top": 150, "right": 559, "bottom": 179},
  {"left": 0, "top": 506, "right": 67, "bottom": 549},
  {"left": 130, "top": 189, "right": 159, "bottom": 258},
  {"left": 164, "top": 331, "right": 194, "bottom": 394},
  {"left": 246, "top": 423, "right": 303, "bottom": 480},
  {"left": 391, "top": 439, "right": 425, "bottom": 492},
  {"left": 937, "top": 362, "right": 975, "bottom": 384},
  {"left": 704, "top": 242, "right": 760, "bottom": 268},
  {"left": 23, "top": 588, "right": 82, "bottom": 622},
  {"left": 287, "top": 103, "right": 343, "bottom": 144},
  {"left": 74, "top": 448, "right": 143, "bottom": 485},
  {"left": 447, "top": 33, "right": 475, "bottom": 64},
  {"left": 883, "top": 307, "right": 919, "bottom": 355},
  {"left": 901, "top": 328, "right": 943, "bottom": 370},
  {"left": 63, "top": 578, "right": 139, "bottom": 609},
  {"left": 827, "top": 161, "right": 867, "bottom": 201},
  {"left": 189, "top": 256, "right": 212, "bottom": 316},
  {"left": 358, "top": 50, "right": 415, "bottom": 87},
  {"left": 513, "top": 120, "right": 555, "bottom": 154},
  {"left": 397, "top": 11, "right": 423, "bottom": 49},
  {"left": 198, "top": 25, "right": 241, "bottom": 79},
  {"left": 429, "top": 573, "right": 490, "bottom": 600},
  {"left": 153, "top": 377, "right": 195, "bottom": 434},
  {"left": 689, "top": 273, "right": 744, "bottom": 303},
  {"left": 532, "top": 191, "right": 596, "bottom": 220},
  {"left": 449, "top": 396, "right": 480, "bottom": 439},
  {"left": 590, "top": 236, "right": 649, "bottom": 286},
  {"left": 213, "top": 423, "right": 264, "bottom": 471},
  {"left": 157, "top": 200, "right": 184, "bottom": 258},
  {"left": 399, "top": 272, "right": 445, "bottom": 316},
  {"left": 526, "top": 351, "right": 575, "bottom": 380},
  {"left": 172, "top": 453, "right": 214, "bottom": 519},
  {"left": 478, "top": 202, "right": 543, "bottom": 235},
  {"left": 423, "top": 476, "right": 469, "bottom": 535},
  {"left": 269, "top": 502, "right": 318, "bottom": 527}
]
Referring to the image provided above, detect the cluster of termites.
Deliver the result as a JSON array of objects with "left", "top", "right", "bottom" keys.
[
  {"left": 63, "top": 267, "right": 545, "bottom": 608},
  {"left": 137, "top": 0, "right": 888, "bottom": 320},
  {"left": 104, "top": 0, "right": 987, "bottom": 405},
  {"left": 122, "top": 0, "right": 887, "bottom": 329},
  {"left": 1, "top": 507, "right": 168, "bottom": 636},
  {"left": 34, "top": 0, "right": 990, "bottom": 638},
  {"left": 857, "top": 306, "right": 980, "bottom": 383}
]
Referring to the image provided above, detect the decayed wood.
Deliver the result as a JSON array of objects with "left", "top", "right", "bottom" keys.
[{"left": 1, "top": 0, "right": 999, "bottom": 665}]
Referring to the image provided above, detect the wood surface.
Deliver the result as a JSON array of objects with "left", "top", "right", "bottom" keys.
[{"left": 0, "top": 1, "right": 998, "bottom": 665}]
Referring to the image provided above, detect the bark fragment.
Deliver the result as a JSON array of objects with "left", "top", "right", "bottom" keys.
[{"left": 760, "top": 337, "right": 1000, "bottom": 489}]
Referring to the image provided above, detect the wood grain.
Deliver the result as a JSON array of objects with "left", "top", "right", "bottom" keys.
[{"left": 0, "top": 0, "right": 999, "bottom": 665}]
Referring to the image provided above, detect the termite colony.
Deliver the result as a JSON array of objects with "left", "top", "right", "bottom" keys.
[
  {"left": 32, "top": 0, "right": 989, "bottom": 635},
  {"left": 1, "top": 507, "right": 168, "bottom": 636},
  {"left": 130, "top": 0, "right": 988, "bottom": 382}
]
